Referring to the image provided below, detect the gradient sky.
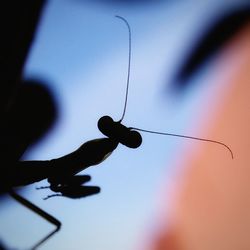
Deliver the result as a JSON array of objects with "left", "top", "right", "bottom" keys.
[{"left": 0, "top": 1, "right": 249, "bottom": 249}]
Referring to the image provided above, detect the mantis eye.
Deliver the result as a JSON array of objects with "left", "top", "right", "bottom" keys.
[
  {"left": 98, "top": 116, "right": 113, "bottom": 135},
  {"left": 97, "top": 115, "right": 142, "bottom": 148},
  {"left": 125, "top": 130, "right": 142, "bottom": 148}
]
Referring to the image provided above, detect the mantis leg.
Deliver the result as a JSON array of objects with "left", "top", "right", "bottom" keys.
[{"left": 9, "top": 190, "right": 61, "bottom": 250}]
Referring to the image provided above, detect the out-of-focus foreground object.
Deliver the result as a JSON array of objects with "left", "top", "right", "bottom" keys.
[
  {"left": 153, "top": 15, "right": 250, "bottom": 250},
  {"left": 0, "top": 1, "right": 45, "bottom": 114}
]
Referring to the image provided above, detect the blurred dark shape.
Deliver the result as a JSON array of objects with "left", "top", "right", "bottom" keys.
[
  {"left": 0, "top": 241, "right": 6, "bottom": 250},
  {"left": 174, "top": 8, "right": 250, "bottom": 90},
  {"left": 0, "top": 79, "right": 58, "bottom": 194},
  {"left": 0, "top": 1, "right": 48, "bottom": 193},
  {"left": 0, "top": 1, "right": 46, "bottom": 115},
  {"left": 3, "top": 80, "right": 58, "bottom": 161},
  {"left": 0, "top": 1, "right": 101, "bottom": 249}
]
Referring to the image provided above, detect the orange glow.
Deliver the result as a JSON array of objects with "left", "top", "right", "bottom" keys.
[{"left": 153, "top": 23, "right": 250, "bottom": 250}]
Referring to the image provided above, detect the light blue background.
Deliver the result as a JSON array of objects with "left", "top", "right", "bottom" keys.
[{"left": 0, "top": 1, "right": 249, "bottom": 249}]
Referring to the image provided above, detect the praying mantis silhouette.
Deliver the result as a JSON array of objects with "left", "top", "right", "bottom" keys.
[{"left": 3, "top": 16, "right": 233, "bottom": 250}]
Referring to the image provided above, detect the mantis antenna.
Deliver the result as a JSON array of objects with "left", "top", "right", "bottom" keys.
[
  {"left": 115, "top": 15, "right": 233, "bottom": 159},
  {"left": 116, "top": 15, "right": 131, "bottom": 122},
  {"left": 130, "top": 127, "right": 234, "bottom": 159}
]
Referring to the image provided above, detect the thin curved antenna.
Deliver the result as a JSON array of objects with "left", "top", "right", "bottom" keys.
[
  {"left": 116, "top": 15, "right": 131, "bottom": 122},
  {"left": 130, "top": 127, "right": 233, "bottom": 159}
]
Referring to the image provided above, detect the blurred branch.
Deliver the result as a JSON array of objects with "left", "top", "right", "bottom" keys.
[{"left": 0, "top": 1, "right": 47, "bottom": 114}]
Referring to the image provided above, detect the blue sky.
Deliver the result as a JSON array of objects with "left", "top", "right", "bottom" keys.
[{"left": 0, "top": 1, "right": 249, "bottom": 249}]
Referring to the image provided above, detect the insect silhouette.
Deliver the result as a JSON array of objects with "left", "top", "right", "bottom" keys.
[{"left": 2, "top": 15, "right": 233, "bottom": 250}]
